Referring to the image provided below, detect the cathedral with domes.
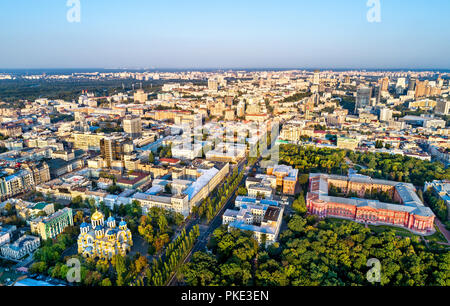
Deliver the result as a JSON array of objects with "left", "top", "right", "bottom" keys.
[{"left": 77, "top": 211, "right": 133, "bottom": 259}]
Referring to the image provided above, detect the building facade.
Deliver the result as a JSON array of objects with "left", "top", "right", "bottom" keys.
[
  {"left": 266, "top": 164, "right": 298, "bottom": 195},
  {"left": 123, "top": 115, "right": 142, "bottom": 139},
  {"left": 0, "top": 235, "right": 40, "bottom": 261},
  {"left": 30, "top": 207, "right": 74, "bottom": 240},
  {"left": 77, "top": 211, "right": 133, "bottom": 259},
  {"left": 306, "top": 173, "right": 436, "bottom": 234},
  {"left": 0, "top": 170, "right": 35, "bottom": 200},
  {"left": 223, "top": 199, "right": 283, "bottom": 246}
]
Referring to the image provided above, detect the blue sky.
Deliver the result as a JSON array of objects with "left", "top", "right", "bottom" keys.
[{"left": 0, "top": 0, "right": 449, "bottom": 69}]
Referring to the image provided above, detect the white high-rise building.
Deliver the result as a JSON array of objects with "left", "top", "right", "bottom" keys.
[
  {"left": 379, "top": 108, "right": 393, "bottom": 122},
  {"left": 208, "top": 79, "right": 218, "bottom": 91},
  {"left": 123, "top": 115, "right": 142, "bottom": 139},
  {"left": 435, "top": 99, "right": 450, "bottom": 115},
  {"left": 313, "top": 70, "right": 320, "bottom": 85}
]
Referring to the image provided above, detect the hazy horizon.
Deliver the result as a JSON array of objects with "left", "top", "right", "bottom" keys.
[{"left": 1, "top": 0, "right": 450, "bottom": 69}]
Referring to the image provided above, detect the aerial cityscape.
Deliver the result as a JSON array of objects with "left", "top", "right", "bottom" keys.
[{"left": 0, "top": 0, "right": 449, "bottom": 297}]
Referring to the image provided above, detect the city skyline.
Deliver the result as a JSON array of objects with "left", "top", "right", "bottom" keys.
[{"left": 1, "top": 0, "right": 450, "bottom": 69}]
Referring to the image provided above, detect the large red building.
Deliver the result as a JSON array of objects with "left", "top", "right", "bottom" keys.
[{"left": 306, "top": 173, "right": 436, "bottom": 234}]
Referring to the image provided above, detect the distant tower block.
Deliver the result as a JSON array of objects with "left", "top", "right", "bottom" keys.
[
  {"left": 123, "top": 115, "right": 142, "bottom": 139},
  {"left": 313, "top": 70, "right": 320, "bottom": 85}
]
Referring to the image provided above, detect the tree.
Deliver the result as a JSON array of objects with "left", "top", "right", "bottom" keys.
[
  {"left": 113, "top": 255, "right": 127, "bottom": 286},
  {"left": 292, "top": 192, "right": 307, "bottom": 215},
  {"left": 101, "top": 278, "right": 112, "bottom": 286},
  {"left": 135, "top": 255, "right": 148, "bottom": 273},
  {"left": 157, "top": 215, "right": 168, "bottom": 233},
  {"left": 107, "top": 185, "right": 123, "bottom": 195},
  {"left": 182, "top": 252, "right": 219, "bottom": 286},
  {"left": 71, "top": 196, "right": 83, "bottom": 208},
  {"left": 298, "top": 174, "right": 309, "bottom": 186},
  {"left": 148, "top": 151, "right": 155, "bottom": 163},
  {"left": 74, "top": 210, "right": 84, "bottom": 224},
  {"left": 237, "top": 187, "right": 248, "bottom": 196}
]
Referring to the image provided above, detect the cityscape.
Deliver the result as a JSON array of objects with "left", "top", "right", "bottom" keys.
[{"left": 0, "top": 0, "right": 449, "bottom": 299}]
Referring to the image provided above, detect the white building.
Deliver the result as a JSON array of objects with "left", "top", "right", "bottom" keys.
[
  {"left": 435, "top": 99, "right": 450, "bottom": 116},
  {"left": 171, "top": 143, "right": 203, "bottom": 160},
  {"left": 247, "top": 184, "right": 274, "bottom": 199},
  {"left": 0, "top": 224, "right": 16, "bottom": 247},
  {"left": 0, "top": 170, "right": 35, "bottom": 199},
  {"left": 0, "top": 235, "right": 40, "bottom": 261},
  {"left": 223, "top": 200, "right": 283, "bottom": 246}
]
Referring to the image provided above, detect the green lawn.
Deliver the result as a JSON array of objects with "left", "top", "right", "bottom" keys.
[
  {"left": 368, "top": 224, "right": 448, "bottom": 243},
  {"left": 368, "top": 224, "right": 416, "bottom": 238},
  {"left": 323, "top": 217, "right": 448, "bottom": 243},
  {"left": 324, "top": 217, "right": 351, "bottom": 227},
  {"left": 426, "top": 226, "right": 448, "bottom": 243}
]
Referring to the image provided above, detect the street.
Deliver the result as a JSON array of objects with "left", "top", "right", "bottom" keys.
[{"left": 167, "top": 158, "right": 260, "bottom": 286}]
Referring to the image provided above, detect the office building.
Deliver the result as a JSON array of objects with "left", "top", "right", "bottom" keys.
[
  {"left": 123, "top": 115, "right": 142, "bottom": 139},
  {"left": 435, "top": 99, "right": 450, "bottom": 115},
  {"left": 100, "top": 136, "right": 133, "bottom": 167},
  {"left": 223, "top": 199, "right": 283, "bottom": 246},
  {"left": 355, "top": 86, "right": 372, "bottom": 113},
  {"left": 74, "top": 133, "right": 106, "bottom": 151},
  {"left": 408, "top": 77, "right": 417, "bottom": 92},
  {"left": 313, "top": 70, "right": 320, "bottom": 85},
  {"left": 378, "top": 108, "right": 393, "bottom": 122},
  {"left": 379, "top": 77, "right": 389, "bottom": 92},
  {"left": 134, "top": 89, "right": 148, "bottom": 103},
  {"left": 0, "top": 170, "right": 35, "bottom": 200},
  {"left": 208, "top": 79, "right": 219, "bottom": 91},
  {"left": 266, "top": 165, "right": 298, "bottom": 195},
  {"left": 30, "top": 208, "right": 74, "bottom": 240}
]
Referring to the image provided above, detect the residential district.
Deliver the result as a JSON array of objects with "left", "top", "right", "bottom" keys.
[{"left": 0, "top": 69, "right": 449, "bottom": 286}]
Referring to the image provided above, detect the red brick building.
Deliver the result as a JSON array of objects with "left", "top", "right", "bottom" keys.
[{"left": 306, "top": 173, "right": 436, "bottom": 234}]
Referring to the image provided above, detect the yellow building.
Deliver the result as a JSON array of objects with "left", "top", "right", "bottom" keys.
[
  {"left": 77, "top": 211, "right": 133, "bottom": 260},
  {"left": 337, "top": 136, "right": 359, "bottom": 151},
  {"left": 74, "top": 133, "right": 106, "bottom": 151}
]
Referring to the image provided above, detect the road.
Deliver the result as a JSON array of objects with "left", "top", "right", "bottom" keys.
[
  {"left": 167, "top": 158, "right": 260, "bottom": 286},
  {"left": 344, "top": 157, "right": 368, "bottom": 170}
]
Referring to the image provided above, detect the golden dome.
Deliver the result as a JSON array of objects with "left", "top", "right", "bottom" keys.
[{"left": 91, "top": 210, "right": 104, "bottom": 221}]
